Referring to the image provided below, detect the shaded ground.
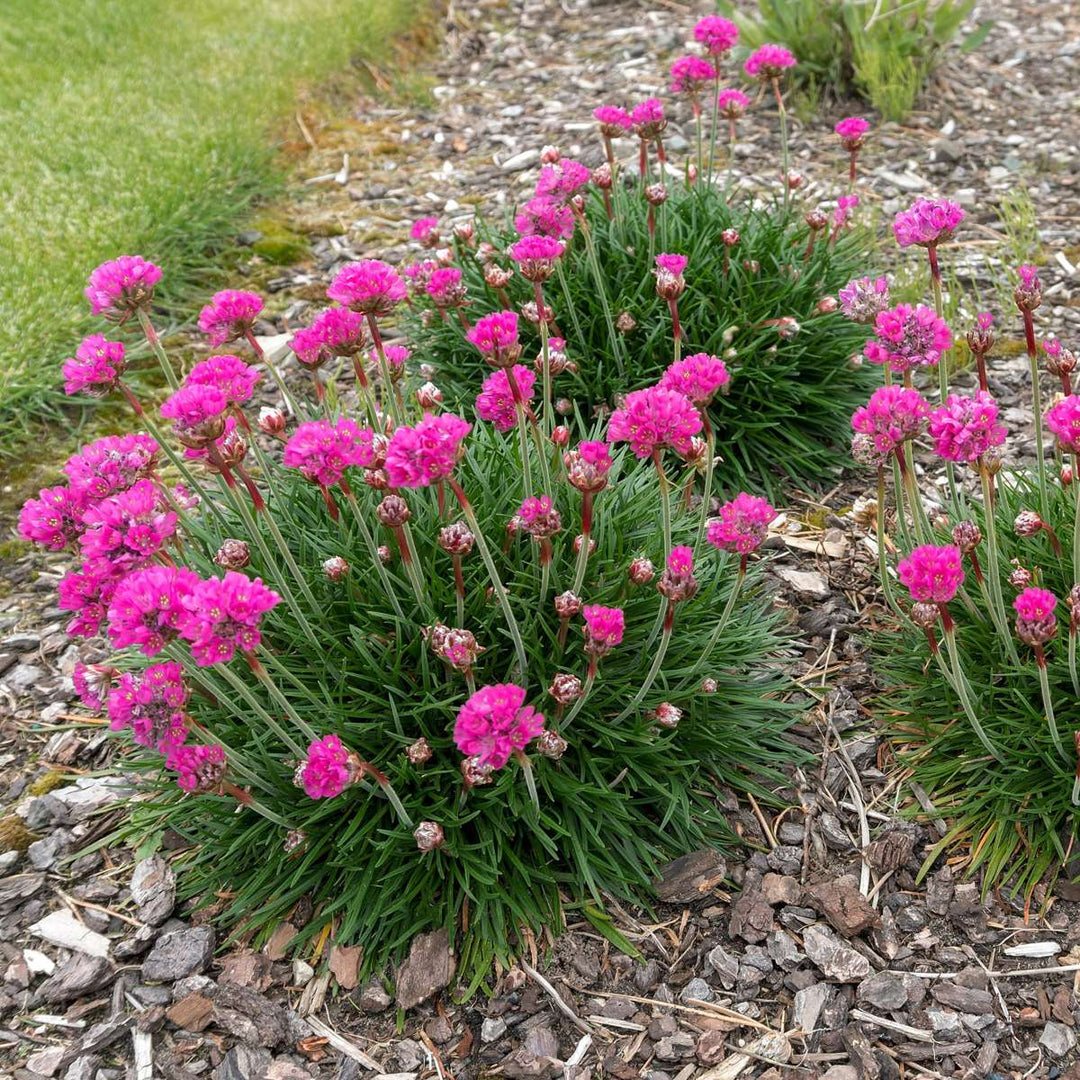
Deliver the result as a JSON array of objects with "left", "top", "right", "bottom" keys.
[{"left": 3, "top": 0, "right": 1080, "bottom": 1077}]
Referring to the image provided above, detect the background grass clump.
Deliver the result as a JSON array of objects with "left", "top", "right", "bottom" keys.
[{"left": 0, "top": 0, "right": 420, "bottom": 450}]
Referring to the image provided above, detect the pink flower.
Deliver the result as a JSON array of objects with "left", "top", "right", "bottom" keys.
[
  {"left": 467, "top": 311, "right": 519, "bottom": 359},
  {"left": 186, "top": 354, "right": 261, "bottom": 405},
  {"left": 667, "top": 546, "right": 693, "bottom": 575},
  {"left": 107, "top": 565, "right": 200, "bottom": 656},
  {"left": 107, "top": 662, "right": 188, "bottom": 750},
  {"left": 179, "top": 571, "right": 281, "bottom": 666},
  {"left": 427, "top": 267, "right": 466, "bottom": 308},
  {"left": 514, "top": 196, "right": 575, "bottom": 241},
  {"left": 289, "top": 308, "right": 367, "bottom": 367},
  {"left": 744, "top": 44, "right": 796, "bottom": 79},
  {"left": 565, "top": 440, "right": 613, "bottom": 493},
  {"left": 694, "top": 15, "right": 738, "bottom": 54},
  {"left": 73, "top": 662, "right": 112, "bottom": 713},
  {"left": 864, "top": 304, "right": 952, "bottom": 374},
  {"left": 929, "top": 391, "right": 1006, "bottom": 463},
  {"left": 63, "top": 335, "right": 126, "bottom": 397},
  {"left": 631, "top": 99, "right": 666, "bottom": 138},
  {"left": 59, "top": 560, "right": 125, "bottom": 638},
  {"left": 670, "top": 56, "right": 716, "bottom": 97},
  {"left": 717, "top": 89, "right": 749, "bottom": 118},
  {"left": 327, "top": 260, "right": 407, "bottom": 316},
  {"left": 374, "top": 344, "right": 410, "bottom": 371},
  {"left": 384, "top": 414, "right": 472, "bottom": 487},
  {"left": 1018, "top": 264, "right": 1040, "bottom": 291},
  {"left": 838, "top": 276, "right": 890, "bottom": 324},
  {"left": 197, "top": 290, "right": 263, "bottom": 346},
  {"left": 476, "top": 366, "right": 536, "bottom": 432},
  {"left": 510, "top": 235, "right": 565, "bottom": 282},
  {"left": 283, "top": 419, "right": 378, "bottom": 487},
  {"left": 454, "top": 683, "right": 545, "bottom": 769},
  {"left": 659, "top": 353, "right": 730, "bottom": 405},
  {"left": 518, "top": 495, "right": 561, "bottom": 538},
  {"left": 19, "top": 486, "right": 84, "bottom": 550},
  {"left": 80, "top": 478, "right": 176, "bottom": 567},
  {"left": 64, "top": 434, "right": 159, "bottom": 504},
  {"left": 160, "top": 384, "right": 228, "bottom": 446},
  {"left": 707, "top": 493, "right": 775, "bottom": 555},
  {"left": 535, "top": 159, "right": 591, "bottom": 203},
  {"left": 1015, "top": 587, "right": 1057, "bottom": 623},
  {"left": 607, "top": 386, "right": 703, "bottom": 458},
  {"left": 593, "top": 105, "right": 633, "bottom": 135},
  {"left": 301, "top": 735, "right": 353, "bottom": 798},
  {"left": 897, "top": 545, "right": 964, "bottom": 603},
  {"left": 84, "top": 256, "right": 162, "bottom": 318},
  {"left": 834, "top": 117, "right": 869, "bottom": 149},
  {"left": 582, "top": 605, "right": 625, "bottom": 656},
  {"left": 411, "top": 217, "right": 440, "bottom": 245},
  {"left": 851, "top": 385, "right": 929, "bottom": 458},
  {"left": 167, "top": 743, "right": 226, "bottom": 793},
  {"left": 892, "top": 198, "right": 965, "bottom": 248},
  {"left": 1045, "top": 395, "right": 1080, "bottom": 452},
  {"left": 834, "top": 194, "right": 859, "bottom": 229},
  {"left": 655, "top": 253, "right": 688, "bottom": 277}
]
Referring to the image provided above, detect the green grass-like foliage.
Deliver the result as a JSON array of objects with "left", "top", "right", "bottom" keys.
[
  {"left": 406, "top": 185, "right": 875, "bottom": 499},
  {"left": 120, "top": 418, "right": 796, "bottom": 979},
  {"left": 878, "top": 467, "right": 1080, "bottom": 897}
]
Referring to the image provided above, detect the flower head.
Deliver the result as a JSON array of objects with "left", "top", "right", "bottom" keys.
[
  {"left": 838, "top": 277, "right": 890, "bottom": 324},
  {"left": 327, "top": 260, "right": 407, "bottom": 316},
  {"left": 510, "top": 235, "right": 565, "bottom": 281},
  {"left": 659, "top": 353, "right": 730, "bottom": 405},
  {"left": 717, "top": 89, "right": 749, "bottom": 119},
  {"left": 707, "top": 493, "right": 774, "bottom": 554},
  {"left": 454, "top": 684, "right": 545, "bottom": 769},
  {"left": 851, "top": 385, "right": 929, "bottom": 458},
  {"left": 518, "top": 495, "right": 562, "bottom": 539},
  {"left": 186, "top": 354, "right": 261, "bottom": 406},
  {"left": 654, "top": 253, "right": 688, "bottom": 300},
  {"left": 535, "top": 158, "right": 591, "bottom": 203},
  {"left": 385, "top": 414, "right": 472, "bottom": 487},
  {"left": 411, "top": 217, "right": 440, "bottom": 246},
  {"left": 160, "top": 384, "right": 228, "bottom": 447},
  {"left": 84, "top": 256, "right": 162, "bottom": 318},
  {"left": 897, "top": 545, "right": 964, "bottom": 604},
  {"left": 64, "top": 433, "right": 159, "bottom": 504},
  {"left": 300, "top": 735, "right": 354, "bottom": 799},
  {"left": 514, "top": 196, "right": 575, "bottom": 241},
  {"left": 1014, "top": 587, "right": 1058, "bottom": 647},
  {"left": 107, "top": 661, "right": 188, "bottom": 750},
  {"left": 565, "top": 440, "right": 612, "bottom": 493},
  {"left": 107, "top": 564, "right": 200, "bottom": 655},
  {"left": 694, "top": 15, "right": 738, "bottom": 54},
  {"left": 864, "top": 304, "right": 952, "bottom": 374},
  {"left": 744, "top": 44, "right": 796, "bottom": 79},
  {"left": 892, "top": 198, "right": 965, "bottom": 248},
  {"left": 63, "top": 335, "right": 126, "bottom": 397},
  {"left": 476, "top": 366, "right": 536, "bottom": 433},
  {"left": 670, "top": 56, "right": 716, "bottom": 97},
  {"left": 179, "top": 572, "right": 281, "bottom": 665},
  {"left": 467, "top": 311, "right": 520, "bottom": 364},
  {"left": 658, "top": 545, "right": 698, "bottom": 602},
  {"left": 593, "top": 105, "right": 633, "bottom": 135},
  {"left": 283, "top": 419, "right": 378, "bottom": 486},
  {"left": 427, "top": 267, "right": 467, "bottom": 308},
  {"left": 80, "top": 478, "right": 176, "bottom": 567},
  {"left": 1046, "top": 396, "right": 1080, "bottom": 452},
  {"left": 607, "top": 386, "right": 703, "bottom": 459},
  {"left": 19, "top": 486, "right": 84, "bottom": 550},
  {"left": 198, "top": 290, "right": 263, "bottom": 346},
  {"left": 59, "top": 560, "right": 125, "bottom": 638},
  {"left": 929, "top": 391, "right": 1006, "bottom": 463},
  {"left": 834, "top": 194, "right": 859, "bottom": 229},
  {"left": 168, "top": 743, "right": 226, "bottom": 794},
  {"left": 631, "top": 99, "right": 666, "bottom": 139},
  {"left": 289, "top": 308, "right": 367, "bottom": 368},
  {"left": 834, "top": 117, "right": 870, "bottom": 150},
  {"left": 582, "top": 605, "right": 624, "bottom": 658}
]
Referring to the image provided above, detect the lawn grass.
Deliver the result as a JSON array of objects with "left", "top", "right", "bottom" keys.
[{"left": 0, "top": 0, "right": 421, "bottom": 453}]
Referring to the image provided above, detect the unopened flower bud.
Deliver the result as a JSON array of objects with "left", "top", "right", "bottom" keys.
[
  {"left": 910, "top": 602, "right": 939, "bottom": 628},
  {"left": 541, "top": 144, "right": 561, "bottom": 164},
  {"left": 377, "top": 494, "right": 411, "bottom": 527},
  {"left": 439, "top": 522, "right": 475, "bottom": 556},
  {"left": 536, "top": 729, "right": 567, "bottom": 759},
  {"left": 805, "top": 210, "right": 828, "bottom": 231},
  {"left": 652, "top": 702, "right": 682, "bottom": 728},
  {"left": 323, "top": 556, "right": 349, "bottom": 581},
  {"left": 377, "top": 545, "right": 392, "bottom": 563},
  {"left": 555, "top": 397, "right": 574, "bottom": 416},
  {"left": 364, "top": 468, "right": 389, "bottom": 490},
  {"left": 951, "top": 521, "right": 982, "bottom": 553},
  {"left": 982, "top": 448, "right": 1004, "bottom": 476},
  {"left": 414, "top": 821, "right": 445, "bottom": 852},
  {"left": 554, "top": 590, "right": 583, "bottom": 619},
  {"left": 573, "top": 534, "right": 597, "bottom": 556},
  {"left": 592, "top": 163, "right": 612, "bottom": 189},
  {"left": 214, "top": 538, "right": 250, "bottom": 570},
  {"left": 549, "top": 673, "right": 584, "bottom": 705},
  {"left": 629, "top": 557, "right": 655, "bottom": 585},
  {"left": 1014, "top": 510, "right": 1043, "bottom": 537},
  {"left": 774, "top": 316, "right": 800, "bottom": 338},
  {"left": 816, "top": 296, "right": 838, "bottom": 315},
  {"left": 484, "top": 264, "right": 514, "bottom": 289},
  {"left": 1064, "top": 466, "right": 1074, "bottom": 487},
  {"left": 419, "top": 363, "right": 436, "bottom": 379},
  {"left": 258, "top": 407, "right": 287, "bottom": 435},
  {"left": 551, "top": 425, "right": 570, "bottom": 447},
  {"left": 615, "top": 311, "right": 636, "bottom": 334},
  {"left": 966, "top": 314, "right": 995, "bottom": 357},
  {"left": 407, "top": 737, "right": 432, "bottom": 765},
  {"left": 786, "top": 171, "right": 803, "bottom": 190},
  {"left": 688, "top": 163, "right": 698, "bottom": 185},
  {"left": 283, "top": 829, "right": 307, "bottom": 854},
  {"left": 720, "top": 228, "right": 739, "bottom": 247},
  {"left": 700, "top": 677, "right": 718, "bottom": 694},
  {"left": 645, "top": 183, "right": 669, "bottom": 206},
  {"left": 435, "top": 247, "right": 455, "bottom": 266},
  {"left": 453, "top": 220, "right": 475, "bottom": 243},
  {"left": 461, "top": 755, "right": 494, "bottom": 787},
  {"left": 743, "top": 259, "right": 760, "bottom": 274},
  {"left": 1009, "top": 560, "right": 1032, "bottom": 589},
  {"left": 417, "top": 381, "right": 443, "bottom": 409}
]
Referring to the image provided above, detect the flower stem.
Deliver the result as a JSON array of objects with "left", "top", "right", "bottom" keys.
[
  {"left": 1069, "top": 629, "right": 1080, "bottom": 697},
  {"left": 773, "top": 78, "right": 789, "bottom": 215},
  {"left": 694, "top": 415, "right": 715, "bottom": 556},
  {"left": 979, "top": 463, "right": 1021, "bottom": 665},
  {"left": 244, "top": 330, "right": 302, "bottom": 420},
  {"left": 875, "top": 468, "right": 902, "bottom": 620},
  {"left": 572, "top": 491, "right": 594, "bottom": 595},
  {"left": 615, "top": 603, "right": 673, "bottom": 723},
  {"left": 653, "top": 451, "right": 672, "bottom": 557},
  {"left": 516, "top": 751, "right": 541, "bottom": 814},
  {"left": 941, "top": 622, "right": 1001, "bottom": 761},
  {"left": 554, "top": 261, "right": 586, "bottom": 356},
  {"left": 679, "top": 561, "right": 745, "bottom": 688},
  {"left": 136, "top": 309, "right": 179, "bottom": 389},
  {"left": 342, "top": 488, "right": 406, "bottom": 621},
  {"left": 1024, "top": 310, "right": 1051, "bottom": 522},
  {"left": 365, "top": 315, "right": 403, "bottom": 427},
  {"left": 247, "top": 654, "right": 319, "bottom": 742},
  {"left": 1037, "top": 659, "right": 1068, "bottom": 762},
  {"left": 215, "top": 659, "right": 305, "bottom": 757},
  {"left": 578, "top": 217, "right": 625, "bottom": 378},
  {"left": 706, "top": 69, "right": 721, "bottom": 183}
]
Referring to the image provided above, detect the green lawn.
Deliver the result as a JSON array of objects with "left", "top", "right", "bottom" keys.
[{"left": 0, "top": 0, "right": 418, "bottom": 451}]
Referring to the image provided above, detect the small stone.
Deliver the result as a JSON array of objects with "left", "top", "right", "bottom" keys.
[
  {"left": 927, "top": 1007, "right": 963, "bottom": 1040},
  {"left": 142, "top": 925, "right": 215, "bottom": 982},
  {"left": 894, "top": 905, "right": 927, "bottom": 933},
  {"left": 766, "top": 930, "right": 802, "bottom": 971},
  {"left": 358, "top": 980, "right": 392, "bottom": 1012},
  {"left": 777, "top": 822, "right": 805, "bottom": 845},
  {"left": 292, "top": 959, "right": 315, "bottom": 987},
  {"left": 653, "top": 849, "right": 725, "bottom": 903},
  {"left": 26, "top": 1046, "right": 66, "bottom": 1075},
  {"left": 634, "top": 959, "right": 663, "bottom": 991},
  {"left": 482, "top": 1017, "right": 508, "bottom": 1043},
  {"left": 857, "top": 971, "right": 908, "bottom": 1012},
  {"left": 794, "top": 982, "right": 829, "bottom": 1033},
  {"left": 38, "top": 953, "right": 115, "bottom": 1004},
  {"left": 129, "top": 855, "right": 176, "bottom": 926},
  {"left": 804, "top": 878, "right": 880, "bottom": 937},
  {"left": 62, "top": 1056, "right": 101, "bottom": 1080},
  {"left": 818, "top": 813, "right": 853, "bottom": 851},
  {"left": 707, "top": 943, "right": 740, "bottom": 989},
  {"left": 729, "top": 885, "right": 773, "bottom": 944},
  {"left": 696, "top": 1029, "right": 726, "bottom": 1065},
  {"left": 1039, "top": 1022, "right": 1076, "bottom": 1058},
  {"left": 802, "top": 925, "right": 870, "bottom": 982},
  {"left": 761, "top": 873, "right": 801, "bottom": 906},
  {"left": 679, "top": 977, "right": 713, "bottom": 1003},
  {"left": 776, "top": 568, "right": 829, "bottom": 599}
]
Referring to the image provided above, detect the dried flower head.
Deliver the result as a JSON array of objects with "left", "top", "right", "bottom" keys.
[
  {"left": 838, "top": 277, "right": 890, "bottom": 324},
  {"left": 951, "top": 521, "right": 982, "bottom": 554}
]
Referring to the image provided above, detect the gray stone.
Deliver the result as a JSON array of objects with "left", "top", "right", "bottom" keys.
[
  {"left": 793, "top": 982, "right": 829, "bottom": 1033},
  {"left": 679, "top": 977, "right": 713, "bottom": 1003},
  {"left": 26, "top": 1046, "right": 65, "bottom": 1076},
  {"left": 894, "top": 905, "right": 927, "bottom": 933},
  {"left": 62, "top": 1056, "right": 101, "bottom": 1080},
  {"left": 359, "top": 979, "right": 392, "bottom": 1012},
  {"left": 1040, "top": 1021, "right": 1076, "bottom": 1058},
  {"left": 927, "top": 1008, "right": 963, "bottom": 1040},
  {"left": 2, "top": 631, "right": 41, "bottom": 651},
  {"left": 215, "top": 1043, "right": 273, "bottom": 1080},
  {"left": 777, "top": 822, "right": 805, "bottom": 845},
  {"left": 142, "top": 925, "right": 215, "bottom": 982},
  {"left": 653, "top": 1032, "right": 695, "bottom": 1061},
  {"left": 129, "top": 855, "right": 176, "bottom": 926},
  {"left": 28, "top": 831, "right": 69, "bottom": 870},
  {"left": 802, "top": 925, "right": 870, "bottom": 982},
  {"left": 482, "top": 1017, "right": 508, "bottom": 1043},
  {"left": 930, "top": 981, "right": 994, "bottom": 1014},
  {"left": 857, "top": 971, "right": 908, "bottom": 1012},
  {"left": 706, "top": 943, "right": 739, "bottom": 989},
  {"left": 0, "top": 849, "right": 19, "bottom": 875}
]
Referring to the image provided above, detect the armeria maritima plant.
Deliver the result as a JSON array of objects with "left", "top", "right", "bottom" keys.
[
  {"left": 847, "top": 199, "right": 1080, "bottom": 893},
  {"left": 22, "top": 248, "right": 797, "bottom": 978}
]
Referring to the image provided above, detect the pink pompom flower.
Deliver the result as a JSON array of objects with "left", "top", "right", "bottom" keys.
[
  {"left": 107, "top": 661, "right": 188, "bottom": 750},
  {"left": 289, "top": 308, "right": 367, "bottom": 368},
  {"left": 607, "top": 386, "right": 703, "bottom": 459},
  {"left": 411, "top": 217, "right": 440, "bottom": 247},
  {"left": 197, "top": 290, "right": 263, "bottom": 347},
  {"left": 744, "top": 44, "right": 796, "bottom": 79},
  {"left": 897, "top": 545, "right": 964, "bottom": 604},
  {"left": 454, "top": 683, "right": 545, "bottom": 770},
  {"left": 535, "top": 158, "right": 591, "bottom": 204},
  {"left": 19, "top": 486, "right": 84, "bottom": 550},
  {"left": 427, "top": 267, "right": 467, "bottom": 309},
  {"left": 300, "top": 735, "right": 354, "bottom": 799},
  {"left": 892, "top": 198, "right": 965, "bottom": 249},
  {"left": 476, "top": 366, "right": 536, "bottom": 433},
  {"left": 659, "top": 353, "right": 730, "bottom": 406},
  {"left": 327, "top": 260, "right": 408, "bottom": 316},
  {"left": 929, "top": 391, "right": 1006, "bottom": 463},
  {"left": 59, "top": 560, "right": 125, "bottom": 639},
  {"left": 565, "top": 440, "right": 613, "bottom": 493},
  {"left": 670, "top": 56, "right": 716, "bottom": 100},
  {"left": 80, "top": 478, "right": 176, "bottom": 567},
  {"left": 694, "top": 15, "right": 738, "bottom": 55},
  {"left": 167, "top": 743, "right": 226, "bottom": 794},
  {"left": 63, "top": 335, "right": 127, "bottom": 397},
  {"left": 107, "top": 564, "right": 200, "bottom": 656},
  {"left": 864, "top": 304, "right": 952, "bottom": 374},
  {"left": 717, "top": 89, "right": 750, "bottom": 119},
  {"left": 707, "top": 493, "right": 775, "bottom": 555},
  {"left": 514, "top": 196, "right": 575, "bottom": 241},
  {"left": 510, "top": 235, "right": 565, "bottom": 282},
  {"left": 593, "top": 105, "right": 633, "bottom": 136},
  {"left": 283, "top": 419, "right": 378, "bottom": 487},
  {"left": 160, "top": 384, "right": 229, "bottom": 448},
  {"left": 1045, "top": 395, "right": 1080, "bottom": 452},
  {"left": 179, "top": 571, "right": 281, "bottom": 666},
  {"left": 467, "top": 311, "right": 520, "bottom": 366},
  {"left": 851, "top": 385, "right": 929, "bottom": 459},
  {"left": 84, "top": 256, "right": 162, "bottom": 318},
  {"left": 1015, "top": 587, "right": 1057, "bottom": 623},
  {"left": 654, "top": 253, "right": 688, "bottom": 301},
  {"left": 582, "top": 605, "right": 625, "bottom": 659},
  {"left": 834, "top": 194, "right": 859, "bottom": 229},
  {"left": 186, "top": 354, "right": 261, "bottom": 406},
  {"left": 64, "top": 434, "right": 159, "bottom": 504},
  {"left": 518, "top": 495, "right": 562, "bottom": 539},
  {"left": 838, "top": 276, "right": 890, "bottom": 324},
  {"left": 384, "top": 414, "right": 472, "bottom": 488},
  {"left": 834, "top": 117, "right": 869, "bottom": 150},
  {"left": 631, "top": 98, "right": 666, "bottom": 140}
]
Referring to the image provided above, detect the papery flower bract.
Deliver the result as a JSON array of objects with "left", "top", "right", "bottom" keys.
[
  {"left": 167, "top": 743, "right": 226, "bottom": 794},
  {"left": 384, "top": 414, "right": 472, "bottom": 488},
  {"left": 80, "top": 478, "right": 176, "bottom": 567},
  {"left": 929, "top": 391, "right": 1007, "bottom": 463},
  {"left": 476, "top": 366, "right": 536, "bottom": 433},
  {"left": 659, "top": 353, "right": 730, "bottom": 405},
  {"left": 839, "top": 276, "right": 890, "bottom": 324},
  {"left": 64, "top": 434, "right": 159, "bottom": 504},
  {"left": 1045, "top": 396, "right": 1080, "bottom": 452},
  {"left": 327, "top": 260, "right": 407, "bottom": 316},
  {"left": 186, "top": 354, "right": 261, "bottom": 405},
  {"left": 301, "top": 735, "right": 353, "bottom": 799},
  {"left": 19, "top": 486, "right": 84, "bottom": 550},
  {"left": 606, "top": 386, "right": 703, "bottom": 458},
  {"left": 63, "top": 335, "right": 126, "bottom": 397},
  {"left": 518, "top": 495, "right": 561, "bottom": 538},
  {"left": 897, "top": 545, "right": 964, "bottom": 604},
  {"left": 565, "top": 440, "right": 612, "bottom": 493},
  {"left": 283, "top": 419, "right": 377, "bottom": 487},
  {"left": 707, "top": 493, "right": 775, "bottom": 554},
  {"left": 197, "top": 290, "right": 263, "bottom": 347},
  {"left": 593, "top": 105, "right": 633, "bottom": 135},
  {"left": 744, "top": 44, "right": 796, "bottom": 78},
  {"left": 179, "top": 571, "right": 281, "bottom": 666},
  {"left": 716, "top": 89, "right": 749, "bottom": 118},
  {"left": 694, "top": 15, "right": 738, "bottom": 54},
  {"left": 892, "top": 198, "right": 965, "bottom": 248},
  {"left": 670, "top": 56, "right": 716, "bottom": 97},
  {"left": 851, "top": 385, "right": 929, "bottom": 458},
  {"left": 289, "top": 307, "right": 367, "bottom": 367},
  {"left": 84, "top": 256, "right": 162, "bottom": 317},
  {"left": 864, "top": 304, "right": 952, "bottom": 373},
  {"left": 107, "top": 564, "right": 200, "bottom": 656},
  {"left": 453, "top": 683, "right": 545, "bottom": 769}
]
